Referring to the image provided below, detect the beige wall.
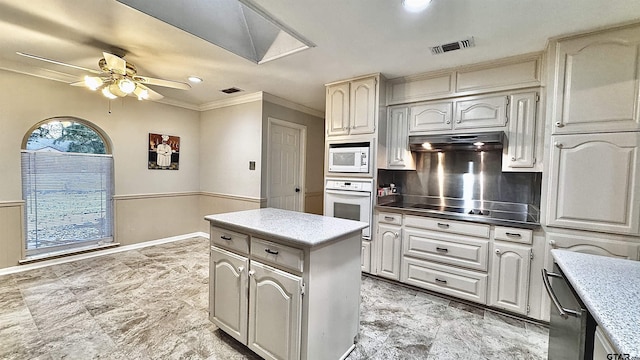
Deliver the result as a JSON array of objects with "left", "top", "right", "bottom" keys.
[
  {"left": 262, "top": 100, "right": 325, "bottom": 214},
  {"left": 0, "top": 71, "right": 326, "bottom": 269},
  {"left": 199, "top": 101, "right": 263, "bottom": 198},
  {"left": 0, "top": 71, "right": 201, "bottom": 267}
]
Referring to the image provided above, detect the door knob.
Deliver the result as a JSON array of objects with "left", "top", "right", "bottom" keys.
[{"left": 295, "top": 187, "right": 300, "bottom": 193}]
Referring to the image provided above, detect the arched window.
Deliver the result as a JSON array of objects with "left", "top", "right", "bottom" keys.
[{"left": 21, "top": 118, "right": 114, "bottom": 257}]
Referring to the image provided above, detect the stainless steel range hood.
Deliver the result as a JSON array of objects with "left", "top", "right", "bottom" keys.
[{"left": 409, "top": 131, "right": 505, "bottom": 152}]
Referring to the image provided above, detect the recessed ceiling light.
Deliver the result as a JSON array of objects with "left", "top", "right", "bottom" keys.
[
  {"left": 188, "top": 76, "right": 203, "bottom": 83},
  {"left": 402, "top": 0, "right": 431, "bottom": 12}
]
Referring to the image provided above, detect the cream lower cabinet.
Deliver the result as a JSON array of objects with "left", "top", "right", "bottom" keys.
[
  {"left": 377, "top": 223, "right": 402, "bottom": 280},
  {"left": 210, "top": 248, "right": 302, "bottom": 360},
  {"left": 488, "top": 242, "right": 532, "bottom": 315},
  {"left": 210, "top": 246, "right": 249, "bottom": 344},
  {"left": 248, "top": 261, "right": 302, "bottom": 360},
  {"left": 547, "top": 132, "right": 640, "bottom": 235},
  {"left": 361, "top": 239, "right": 371, "bottom": 273},
  {"left": 401, "top": 216, "right": 490, "bottom": 304}
]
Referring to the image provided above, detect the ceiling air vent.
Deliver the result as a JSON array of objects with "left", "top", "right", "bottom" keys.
[
  {"left": 430, "top": 37, "right": 475, "bottom": 55},
  {"left": 220, "top": 87, "right": 243, "bottom": 94}
]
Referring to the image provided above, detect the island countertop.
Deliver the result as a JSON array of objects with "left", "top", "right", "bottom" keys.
[
  {"left": 552, "top": 249, "right": 640, "bottom": 357},
  {"left": 204, "top": 208, "right": 367, "bottom": 247}
]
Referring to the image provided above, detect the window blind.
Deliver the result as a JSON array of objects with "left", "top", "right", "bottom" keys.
[{"left": 21, "top": 151, "right": 113, "bottom": 254}]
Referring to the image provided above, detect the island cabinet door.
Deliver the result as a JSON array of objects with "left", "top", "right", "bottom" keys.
[
  {"left": 248, "top": 261, "right": 303, "bottom": 360},
  {"left": 488, "top": 242, "right": 532, "bottom": 315},
  {"left": 210, "top": 246, "right": 249, "bottom": 344}
]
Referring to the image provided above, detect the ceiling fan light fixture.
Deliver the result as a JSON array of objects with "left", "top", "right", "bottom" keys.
[
  {"left": 118, "top": 78, "right": 136, "bottom": 94},
  {"left": 133, "top": 86, "right": 149, "bottom": 100},
  {"left": 85, "top": 76, "right": 103, "bottom": 91},
  {"left": 402, "top": 0, "right": 431, "bottom": 12},
  {"left": 101, "top": 87, "right": 117, "bottom": 100}
]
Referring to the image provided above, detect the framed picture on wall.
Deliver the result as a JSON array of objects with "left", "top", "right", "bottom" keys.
[{"left": 148, "top": 133, "right": 180, "bottom": 170}]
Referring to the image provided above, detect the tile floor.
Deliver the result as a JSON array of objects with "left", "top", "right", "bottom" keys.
[{"left": 0, "top": 237, "right": 548, "bottom": 359}]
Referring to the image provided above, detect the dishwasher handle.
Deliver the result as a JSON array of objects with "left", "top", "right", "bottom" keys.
[{"left": 541, "top": 269, "right": 581, "bottom": 319}]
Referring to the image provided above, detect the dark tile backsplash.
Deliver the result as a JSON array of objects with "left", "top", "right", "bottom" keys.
[{"left": 378, "top": 150, "right": 542, "bottom": 207}]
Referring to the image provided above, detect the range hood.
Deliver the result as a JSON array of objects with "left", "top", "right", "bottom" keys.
[{"left": 409, "top": 131, "right": 505, "bottom": 152}]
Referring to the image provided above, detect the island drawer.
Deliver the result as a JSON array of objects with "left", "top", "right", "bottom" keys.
[
  {"left": 404, "top": 215, "right": 490, "bottom": 238},
  {"left": 403, "top": 228, "right": 489, "bottom": 271},
  {"left": 401, "top": 256, "right": 488, "bottom": 304},
  {"left": 211, "top": 226, "right": 249, "bottom": 254},
  {"left": 494, "top": 226, "right": 533, "bottom": 244},
  {"left": 251, "top": 237, "right": 304, "bottom": 273},
  {"left": 378, "top": 212, "right": 402, "bottom": 225}
]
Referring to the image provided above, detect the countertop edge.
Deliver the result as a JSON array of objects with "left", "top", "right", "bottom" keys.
[
  {"left": 375, "top": 205, "right": 541, "bottom": 230},
  {"left": 551, "top": 249, "right": 640, "bottom": 357}
]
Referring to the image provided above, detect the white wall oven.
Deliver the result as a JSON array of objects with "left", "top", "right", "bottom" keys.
[
  {"left": 324, "top": 178, "right": 373, "bottom": 239},
  {"left": 328, "top": 143, "right": 370, "bottom": 173}
]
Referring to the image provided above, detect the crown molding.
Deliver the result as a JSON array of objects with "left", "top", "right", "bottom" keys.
[
  {"left": 153, "top": 98, "right": 201, "bottom": 111},
  {"left": 262, "top": 92, "right": 324, "bottom": 118},
  {"left": 199, "top": 92, "right": 263, "bottom": 111}
]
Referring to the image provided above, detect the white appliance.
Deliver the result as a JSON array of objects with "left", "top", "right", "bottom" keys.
[
  {"left": 324, "top": 178, "right": 373, "bottom": 239},
  {"left": 328, "top": 145, "right": 369, "bottom": 173}
]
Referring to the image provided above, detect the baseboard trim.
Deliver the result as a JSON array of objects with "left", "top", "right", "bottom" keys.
[{"left": 0, "top": 231, "right": 210, "bottom": 276}]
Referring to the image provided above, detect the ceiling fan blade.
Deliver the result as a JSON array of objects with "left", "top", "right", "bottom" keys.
[
  {"left": 103, "top": 52, "right": 127, "bottom": 75},
  {"left": 133, "top": 75, "right": 191, "bottom": 90},
  {"left": 136, "top": 84, "right": 164, "bottom": 100},
  {"left": 16, "top": 52, "right": 102, "bottom": 74},
  {"left": 70, "top": 81, "right": 86, "bottom": 87}
]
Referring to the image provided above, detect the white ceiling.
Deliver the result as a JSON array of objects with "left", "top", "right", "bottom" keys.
[{"left": 1, "top": 0, "right": 640, "bottom": 113}]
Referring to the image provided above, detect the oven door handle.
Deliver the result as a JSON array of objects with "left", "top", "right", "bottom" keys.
[
  {"left": 541, "top": 269, "right": 581, "bottom": 319},
  {"left": 325, "top": 189, "right": 371, "bottom": 197}
]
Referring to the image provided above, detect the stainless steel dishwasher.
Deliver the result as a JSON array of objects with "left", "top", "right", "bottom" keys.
[{"left": 542, "top": 264, "right": 596, "bottom": 360}]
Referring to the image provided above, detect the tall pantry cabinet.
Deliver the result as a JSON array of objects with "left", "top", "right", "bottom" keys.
[{"left": 545, "top": 23, "right": 640, "bottom": 237}]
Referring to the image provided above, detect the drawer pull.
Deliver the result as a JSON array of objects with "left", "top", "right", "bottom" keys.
[
  {"left": 435, "top": 247, "right": 449, "bottom": 253},
  {"left": 437, "top": 223, "right": 450, "bottom": 229},
  {"left": 220, "top": 235, "right": 232, "bottom": 241},
  {"left": 435, "top": 278, "right": 447, "bottom": 285},
  {"left": 505, "top": 232, "right": 522, "bottom": 238},
  {"left": 264, "top": 248, "right": 279, "bottom": 255},
  {"left": 384, "top": 216, "right": 395, "bottom": 221}
]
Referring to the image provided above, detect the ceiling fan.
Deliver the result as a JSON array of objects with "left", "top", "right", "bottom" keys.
[{"left": 16, "top": 51, "right": 191, "bottom": 101}]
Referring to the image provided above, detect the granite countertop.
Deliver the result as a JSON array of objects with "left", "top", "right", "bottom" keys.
[
  {"left": 552, "top": 250, "right": 640, "bottom": 357},
  {"left": 204, "top": 208, "right": 367, "bottom": 247}
]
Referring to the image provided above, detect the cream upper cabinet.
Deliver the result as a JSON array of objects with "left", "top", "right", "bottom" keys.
[
  {"left": 547, "top": 132, "right": 640, "bottom": 235},
  {"left": 377, "top": 223, "right": 402, "bottom": 280},
  {"left": 408, "top": 101, "right": 453, "bottom": 133},
  {"left": 326, "top": 76, "right": 378, "bottom": 137},
  {"left": 488, "top": 242, "right": 531, "bottom": 315},
  {"left": 326, "top": 83, "right": 350, "bottom": 136},
  {"left": 248, "top": 261, "right": 302, "bottom": 360},
  {"left": 454, "top": 94, "right": 508, "bottom": 130},
  {"left": 387, "top": 106, "right": 415, "bottom": 169},
  {"left": 550, "top": 25, "right": 640, "bottom": 133},
  {"left": 503, "top": 92, "right": 538, "bottom": 171}
]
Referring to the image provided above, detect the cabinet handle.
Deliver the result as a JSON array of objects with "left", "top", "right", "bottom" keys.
[
  {"left": 436, "top": 247, "right": 449, "bottom": 253},
  {"left": 265, "top": 248, "right": 279, "bottom": 255},
  {"left": 437, "top": 222, "right": 450, "bottom": 229},
  {"left": 248, "top": 270, "right": 255, "bottom": 277},
  {"left": 435, "top": 278, "right": 447, "bottom": 285},
  {"left": 238, "top": 266, "right": 244, "bottom": 273},
  {"left": 554, "top": 142, "right": 563, "bottom": 148},
  {"left": 220, "top": 235, "right": 232, "bottom": 241},
  {"left": 394, "top": 232, "right": 399, "bottom": 238},
  {"left": 511, "top": 157, "right": 516, "bottom": 161},
  {"left": 549, "top": 240, "right": 556, "bottom": 247},
  {"left": 495, "top": 249, "right": 502, "bottom": 255},
  {"left": 555, "top": 121, "right": 564, "bottom": 128},
  {"left": 384, "top": 216, "right": 395, "bottom": 221},
  {"left": 352, "top": 125, "right": 357, "bottom": 129},
  {"left": 456, "top": 119, "right": 461, "bottom": 124},
  {"left": 446, "top": 120, "right": 451, "bottom": 124},
  {"left": 505, "top": 232, "right": 522, "bottom": 238}
]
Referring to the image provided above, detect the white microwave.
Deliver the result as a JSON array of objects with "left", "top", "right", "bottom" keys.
[{"left": 328, "top": 145, "right": 369, "bottom": 173}]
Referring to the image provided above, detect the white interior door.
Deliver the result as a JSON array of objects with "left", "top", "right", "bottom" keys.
[{"left": 268, "top": 119, "right": 306, "bottom": 211}]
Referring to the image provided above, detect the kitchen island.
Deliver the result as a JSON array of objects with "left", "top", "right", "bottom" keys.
[
  {"left": 205, "top": 208, "right": 367, "bottom": 360},
  {"left": 552, "top": 250, "right": 640, "bottom": 358}
]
